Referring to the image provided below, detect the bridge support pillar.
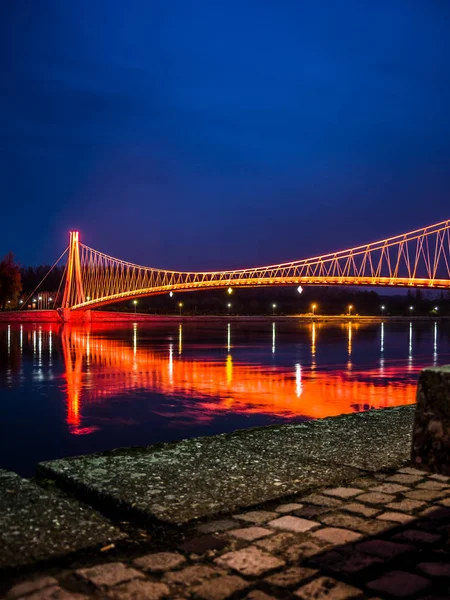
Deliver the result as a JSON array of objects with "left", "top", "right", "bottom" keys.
[{"left": 58, "top": 308, "right": 91, "bottom": 323}]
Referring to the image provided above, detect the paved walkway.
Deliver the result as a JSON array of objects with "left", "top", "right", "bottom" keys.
[{"left": 2, "top": 464, "right": 450, "bottom": 600}]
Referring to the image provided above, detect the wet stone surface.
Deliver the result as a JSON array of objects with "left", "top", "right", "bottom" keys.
[
  {"left": 38, "top": 406, "right": 414, "bottom": 524},
  {"left": 0, "top": 470, "right": 123, "bottom": 569}
]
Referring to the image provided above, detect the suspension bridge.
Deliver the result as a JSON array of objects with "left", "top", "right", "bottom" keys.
[{"left": 20, "top": 218, "right": 450, "bottom": 321}]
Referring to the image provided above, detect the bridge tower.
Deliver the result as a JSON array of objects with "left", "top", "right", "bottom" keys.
[{"left": 60, "top": 231, "right": 89, "bottom": 322}]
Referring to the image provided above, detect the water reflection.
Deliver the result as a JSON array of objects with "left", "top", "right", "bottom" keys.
[{"left": 2, "top": 321, "right": 447, "bottom": 453}]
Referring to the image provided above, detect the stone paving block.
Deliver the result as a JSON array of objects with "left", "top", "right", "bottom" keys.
[
  {"left": 386, "top": 473, "right": 424, "bottom": 485},
  {"left": 312, "top": 527, "right": 362, "bottom": 545},
  {"left": 197, "top": 520, "right": 238, "bottom": 534},
  {"left": 301, "top": 494, "right": 344, "bottom": 508},
  {"left": 193, "top": 575, "right": 249, "bottom": 600},
  {"left": 76, "top": 562, "right": 143, "bottom": 587},
  {"left": 133, "top": 552, "right": 186, "bottom": 572},
  {"left": 417, "top": 480, "right": 450, "bottom": 490},
  {"left": 268, "top": 515, "right": 320, "bottom": 533},
  {"left": 355, "top": 492, "right": 395, "bottom": 504},
  {"left": 284, "top": 538, "right": 333, "bottom": 562},
  {"left": 310, "top": 549, "right": 383, "bottom": 575},
  {"left": 439, "top": 497, "right": 450, "bottom": 507},
  {"left": 265, "top": 566, "right": 318, "bottom": 587},
  {"left": 216, "top": 546, "right": 285, "bottom": 576},
  {"left": 319, "top": 512, "right": 389, "bottom": 535},
  {"left": 164, "top": 565, "right": 222, "bottom": 586},
  {"left": 404, "top": 489, "right": 444, "bottom": 501},
  {"left": 367, "top": 570, "right": 430, "bottom": 597},
  {"left": 391, "top": 529, "right": 442, "bottom": 545},
  {"left": 107, "top": 579, "right": 170, "bottom": 600},
  {"left": 348, "top": 476, "right": 381, "bottom": 489},
  {"left": 234, "top": 510, "right": 279, "bottom": 524},
  {"left": 356, "top": 539, "right": 415, "bottom": 559},
  {"left": 294, "top": 575, "right": 363, "bottom": 599},
  {"left": 322, "top": 487, "right": 363, "bottom": 498},
  {"left": 228, "top": 527, "right": 273, "bottom": 541},
  {"left": 369, "top": 483, "right": 409, "bottom": 494},
  {"left": 0, "top": 470, "right": 123, "bottom": 569},
  {"left": 255, "top": 532, "right": 297, "bottom": 554},
  {"left": 430, "top": 473, "right": 450, "bottom": 482},
  {"left": 6, "top": 577, "right": 59, "bottom": 599},
  {"left": 386, "top": 498, "right": 425, "bottom": 512},
  {"left": 341, "top": 502, "right": 380, "bottom": 517},
  {"left": 18, "top": 587, "right": 86, "bottom": 600},
  {"left": 398, "top": 467, "right": 427, "bottom": 476},
  {"left": 245, "top": 592, "right": 277, "bottom": 600},
  {"left": 293, "top": 505, "right": 330, "bottom": 519},
  {"left": 376, "top": 511, "right": 415, "bottom": 524},
  {"left": 418, "top": 562, "right": 450, "bottom": 577},
  {"left": 275, "top": 503, "right": 304, "bottom": 513}
]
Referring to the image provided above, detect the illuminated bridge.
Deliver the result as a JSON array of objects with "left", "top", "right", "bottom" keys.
[{"left": 61, "top": 219, "right": 450, "bottom": 313}]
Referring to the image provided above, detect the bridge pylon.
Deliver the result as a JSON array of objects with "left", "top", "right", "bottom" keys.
[{"left": 60, "top": 231, "right": 88, "bottom": 321}]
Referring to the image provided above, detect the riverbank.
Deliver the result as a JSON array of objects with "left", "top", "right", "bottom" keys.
[
  {"left": 3, "top": 405, "right": 450, "bottom": 599},
  {"left": 0, "top": 309, "right": 448, "bottom": 323}
]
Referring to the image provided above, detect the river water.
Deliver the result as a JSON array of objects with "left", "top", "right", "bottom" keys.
[{"left": 1, "top": 319, "right": 449, "bottom": 476}]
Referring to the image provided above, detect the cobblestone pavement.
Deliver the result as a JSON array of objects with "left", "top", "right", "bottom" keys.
[{"left": 2, "top": 466, "right": 450, "bottom": 599}]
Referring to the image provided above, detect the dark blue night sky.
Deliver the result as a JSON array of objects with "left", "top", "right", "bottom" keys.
[{"left": 1, "top": 1, "right": 450, "bottom": 269}]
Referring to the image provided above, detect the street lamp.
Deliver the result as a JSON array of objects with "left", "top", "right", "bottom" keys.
[
  {"left": 434, "top": 306, "right": 439, "bottom": 312},
  {"left": 227, "top": 287, "right": 233, "bottom": 295},
  {"left": 312, "top": 303, "right": 317, "bottom": 316},
  {"left": 348, "top": 304, "right": 353, "bottom": 316},
  {"left": 381, "top": 305, "right": 385, "bottom": 316},
  {"left": 133, "top": 300, "right": 137, "bottom": 313},
  {"left": 169, "top": 291, "right": 173, "bottom": 297},
  {"left": 272, "top": 303, "right": 277, "bottom": 315},
  {"left": 409, "top": 305, "right": 414, "bottom": 312},
  {"left": 179, "top": 302, "right": 183, "bottom": 315},
  {"left": 227, "top": 302, "right": 231, "bottom": 315}
]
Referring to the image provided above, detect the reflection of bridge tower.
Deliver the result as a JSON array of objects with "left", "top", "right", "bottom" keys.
[{"left": 60, "top": 232, "right": 89, "bottom": 322}]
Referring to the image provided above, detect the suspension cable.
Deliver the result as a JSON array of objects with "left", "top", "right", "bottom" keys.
[{"left": 20, "top": 246, "right": 69, "bottom": 310}]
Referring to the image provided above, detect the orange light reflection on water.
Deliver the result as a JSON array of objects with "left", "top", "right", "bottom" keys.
[{"left": 61, "top": 323, "right": 417, "bottom": 435}]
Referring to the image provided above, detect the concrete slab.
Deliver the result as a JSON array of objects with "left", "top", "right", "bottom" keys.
[
  {"left": 38, "top": 406, "right": 414, "bottom": 525},
  {"left": 0, "top": 470, "right": 124, "bottom": 569}
]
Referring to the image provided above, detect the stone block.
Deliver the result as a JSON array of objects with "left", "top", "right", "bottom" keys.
[
  {"left": 267, "top": 515, "right": 319, "bottom": 533},
  {"left": 6, "top": 578, "right": 58, "bottom": 599},
  {"left": 216, "top": 546, "right": 285, "bottom": 576},
  {"left": 197, "top": 519, "right": 241, "bottom": 534},
  {"left": 391, "top": 529, "right": 442, "bottom": 545},
  {"left": 386, "top": 473, "right": 423, "bottom": 485},
  {"left": 412, "top": 366, "right": 450, "bottom": 475},
  {"left": 386, "top": 498, "right": 425, "bottom": 512},
  {"left": 403, "top": 489, "right": 444, "bottom": 502},
  {"left": 341, "top": 503, "right": 379, "bottom": 517},
  {"left": 369, "top": 483, "right": 409, "bottom": 494},
  {"left": 228, "top": 527, "right": 273, "bottom": 541},
  {"left": 294, "top": 576, "right": 363, "bottom": 599},
  {"left": 164, "top": 565, "right": 221, "bottom": 586},
  {"left": 265, "top": 566, "right": 318, "bottom": 587},
  {"left": 234, "top": 511, "right": 278, "bottom": 524},
  {"left": 133, "top": 552, "right": 186, "bottom": 572},
  {"left": 301, "top": 494, "right": 343, "bottom": 508},
  {"left": 76, "top": 562, "right": 143, "bottom": 587},
  {"left": 322, "top": 487, "right": 363, "bottom": 498},
  {"left": 367, "top": 570, "right": 430, "bottom": 597},
  {"left": 245, "top": 592, "right": 277, "bottom": 600},
  {"left": 376, "top": 512, "right": 414, "bottom": 524},
  {"left": 418, "top": 562, "right": 450, "bottom": 577},
  {"left": 357, "top": 540, "right": 414, "bottom": 559},
  {"left": 312, "top": 527, "right": 362, "bottom": 545},
  {"left": 107, "top": 580, "right": 170, "bottom": 600},
  {"left": 319, "top": 512, "right": 388, "bottom": 535},
  {"left": 18, "top": 587, "right": 86, "bottom": 600},
  {"left": 355, "top": 492, "right": 395, "bottom": 504},
  {"left": 193, "top": 575, "right": 249, "bottom": 600},
  {"left": 275, "top": 503, "right": 304, "bottom": 513}
]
